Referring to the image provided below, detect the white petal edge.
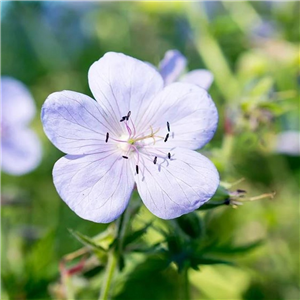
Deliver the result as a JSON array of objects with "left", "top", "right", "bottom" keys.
[
  {"left": 53, "top": 152, "right": 135, "bottom": 223},
  {"left": 135, "top": 148, "right": 219, "bottom": 219},
  {"left": 159, "top": 49, "right": 187, "bottom": 85},
  {"left": 41, "top": 90, "right": 118, "bottom": 155},
  {"left": 1, "top": 76, "right": 36, "bottom": 126},
  {"left": 180, "top": 69, "right": 214, "bottom": 90},
  {"left": 2, "top": 128, "right": 42, "bottom": 175},
  {"left": 88, "top": 52, "right": 164, "bottom": 127},
  {"left": 137, "top": 82, "right": 218, "bottom": 150}
]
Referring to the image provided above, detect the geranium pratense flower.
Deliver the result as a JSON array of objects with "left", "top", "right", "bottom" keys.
[
  {"left": 1, "top": 77, "right": 42, "bottom": 175},
  {"left": 41, "top": 52, "right": 219, "bottom": 223},
  {"left": 159, "top": 49, "right": 214, "bottom": 89}
]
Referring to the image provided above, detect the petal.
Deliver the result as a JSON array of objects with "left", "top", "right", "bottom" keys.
[
  {"left": 138, "top": 82, "right": 218, "bottom": 150},
  {"left": 53, "top": 152, "right": 135, "bottom": 223},
  {"left": 41, "top": 90, "right": 118, "bottom": 155},
  {"left": 274, "top": 131, "right": 300, "bottom": 156},
  {"left": 180, "top": 70, "right": 214, "bottom": 90},
  {"left": 159, "top": 50, "right": 187, "bottom": 85},
  {"left": 1, "top": 76, "right": 36, "bottom": 126},
  {"left": 88, "top": 52, "right": 164, "bottom": 126},
  {"left": 2, "top": 128, "right": 42, "bottom": 175},
  {"left": 135, "top": 148, "right": 219, "bottom": 219}
]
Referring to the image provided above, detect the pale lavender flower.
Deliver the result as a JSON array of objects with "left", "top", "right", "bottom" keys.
[
  {"left": 159, "top": 49, "right": 214, "bottom": 90},
  {"left": 41, "top": 52, "right": 219, "bottom": 223},
  {"left": 274, "top": 131, "right": 300, "bottom": 156},
  {"left": 1, "top": 77, "right": 42, "bottom": 175}
]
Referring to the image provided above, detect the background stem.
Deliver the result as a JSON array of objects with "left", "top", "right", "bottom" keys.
[{"left": 179, "top": 267, "right": 190, "bottom": 300}]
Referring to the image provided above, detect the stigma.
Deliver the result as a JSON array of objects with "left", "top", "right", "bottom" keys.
[{"left": 107, "top": 111, "right": 173, "bottom": 175}]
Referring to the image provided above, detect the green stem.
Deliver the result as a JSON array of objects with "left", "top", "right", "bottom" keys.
[
  {"left": 222, "top": 1, "right": 262, "bottom": 33},
  {"left": 98, "top": 247, "right": 118, "bottom": 300},
  {"left": 186, "top": 3, "right": 240, "bottom": 103},
  {"left": 64, "top": 275, "right": 76, "bottom": 300},
  {"left": 98, "top": 207, "right": 132, "bottom": 300},
  {"left": 179, "top": 267, "right": 190, "bottom": 300}
]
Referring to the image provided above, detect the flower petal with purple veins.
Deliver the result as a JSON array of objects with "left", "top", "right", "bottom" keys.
[
  {"left": 53, "top": 152, "right": 135, "bottom": 223},
  {"left": 41, "top": 90, "right": 118, "bottom": 155},
  {"left": 88, "top": 52, "right": 164, "bottom": 126},
  {"left": 135, "top": 148, "right": 219, "bottom": 219},
  {"left": 137, "top": 82, "right": 218, "bottom": 150}
]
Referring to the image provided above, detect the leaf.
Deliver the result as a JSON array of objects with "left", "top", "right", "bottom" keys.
[
  {"left": 113, "top": 255, "right": 179, "bottom": 300},
  {"left": 198, "top": 185, "right": 230, "bottom": 211},
  {"left": 202, "top": 239, "right": 263, "bottom": 256},
  {"left": 249, "top": 77, "right": 274, "bottom": 98},
  {"left": 123, "top": 222, "right": 152, "bottom": 248},
  {"left": 176, "top": 212, "right": 204, "bottom": 239},
  {"left": 212, "top": 240, "right": 263, "bottom": 255},
  {"left": 198, "top": 200, "right": 230, "bottom": 210},
  {"left": 191, "top": 256, "right": 234, "bottom": 267},
  {"left": 69, "top": 229, "right": 107, "bottom": 253}
]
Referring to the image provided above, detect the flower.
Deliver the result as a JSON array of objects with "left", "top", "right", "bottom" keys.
[
  {"left": 274, "top": 131, "right": 300, "bottom": 156},
  {"left": 41, "top": 52, "right": 219, "bottom": 223},
  {"left": 158, "top": 49, "right": 214, "bottom": 89},
  {"left": 1, "top": 77, "right": 42, "bottom": 175}
]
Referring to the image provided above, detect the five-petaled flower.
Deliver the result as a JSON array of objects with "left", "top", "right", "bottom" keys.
[
  {"left": 41, "top": 52, "right": 219, "bottom": 223},
  {"left": 1, "top": 77, "right": 42, "bottom": 175}
]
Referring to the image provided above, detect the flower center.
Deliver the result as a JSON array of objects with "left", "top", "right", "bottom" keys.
[{"left": 106, "top": 111, "right": 172, "bottom": 175}]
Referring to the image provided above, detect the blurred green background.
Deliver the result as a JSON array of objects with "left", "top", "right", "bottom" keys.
[{"left": 1, "top": 1, "right": 299, "bottom": 300}]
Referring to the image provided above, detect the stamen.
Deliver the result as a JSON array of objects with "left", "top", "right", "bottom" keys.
[
  {"left": 136, "top": 165, "right": 139, "bottom": 174},
  {"left": 153, "top": 156, "right": 157, "bottom": 164},
  {"left": 122, "top": 156, "right": 128, "bottom": 159},
  {"left": 105, "top": 132, "right": 109, "bottom": 143},
  {"left": 126, "top": 111, "right": 131, "bottom": 120},
  {"left": 167, "top": 121, "right": 170, "bottom": 132},
  {"left": 164, "top": 133, "right": 169, "bottom": 142},
  {"left": 120, "top": 117, "right": 126, "bottom": 122},
  {"left": 168, "top": 152, "right": 171, "bottom": 159},
  {"left": 130, "top": 118, "right": 137, "bottom": 136}
]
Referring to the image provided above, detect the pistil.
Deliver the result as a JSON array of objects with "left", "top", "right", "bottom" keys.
[{"left": 107, "top": 111, "right": 173, "bottom": 175}]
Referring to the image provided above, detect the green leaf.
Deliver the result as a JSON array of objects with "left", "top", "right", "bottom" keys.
[
  {"left": 123, "top": 222, "right": 152, "bottom": 248},
  {"left": 191, "top": 256, "right": 234, "bottom": 266},
  {"left": 249, "top": 77, "right": 274, "bottom": 98},
  {"left": 69, "top": 229, "right": 107, "bottom": 253},
  {"left": 176, "top": 212, "right": 204, "bottom": 239},
  {"left": 198, "top": 185, "right": 230, "bottom": 210},
  {"left": 202, "top": 239, "right": 263, "bottom": 256},
  {"left": 113, "top": 255, "right": 179, "bottom": 300},
  {"left": 212, "top": 240, "right": 263, "bottom": 255},
  {"left": 198, "top": 200, "right": 230, "bottom": 210}
]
